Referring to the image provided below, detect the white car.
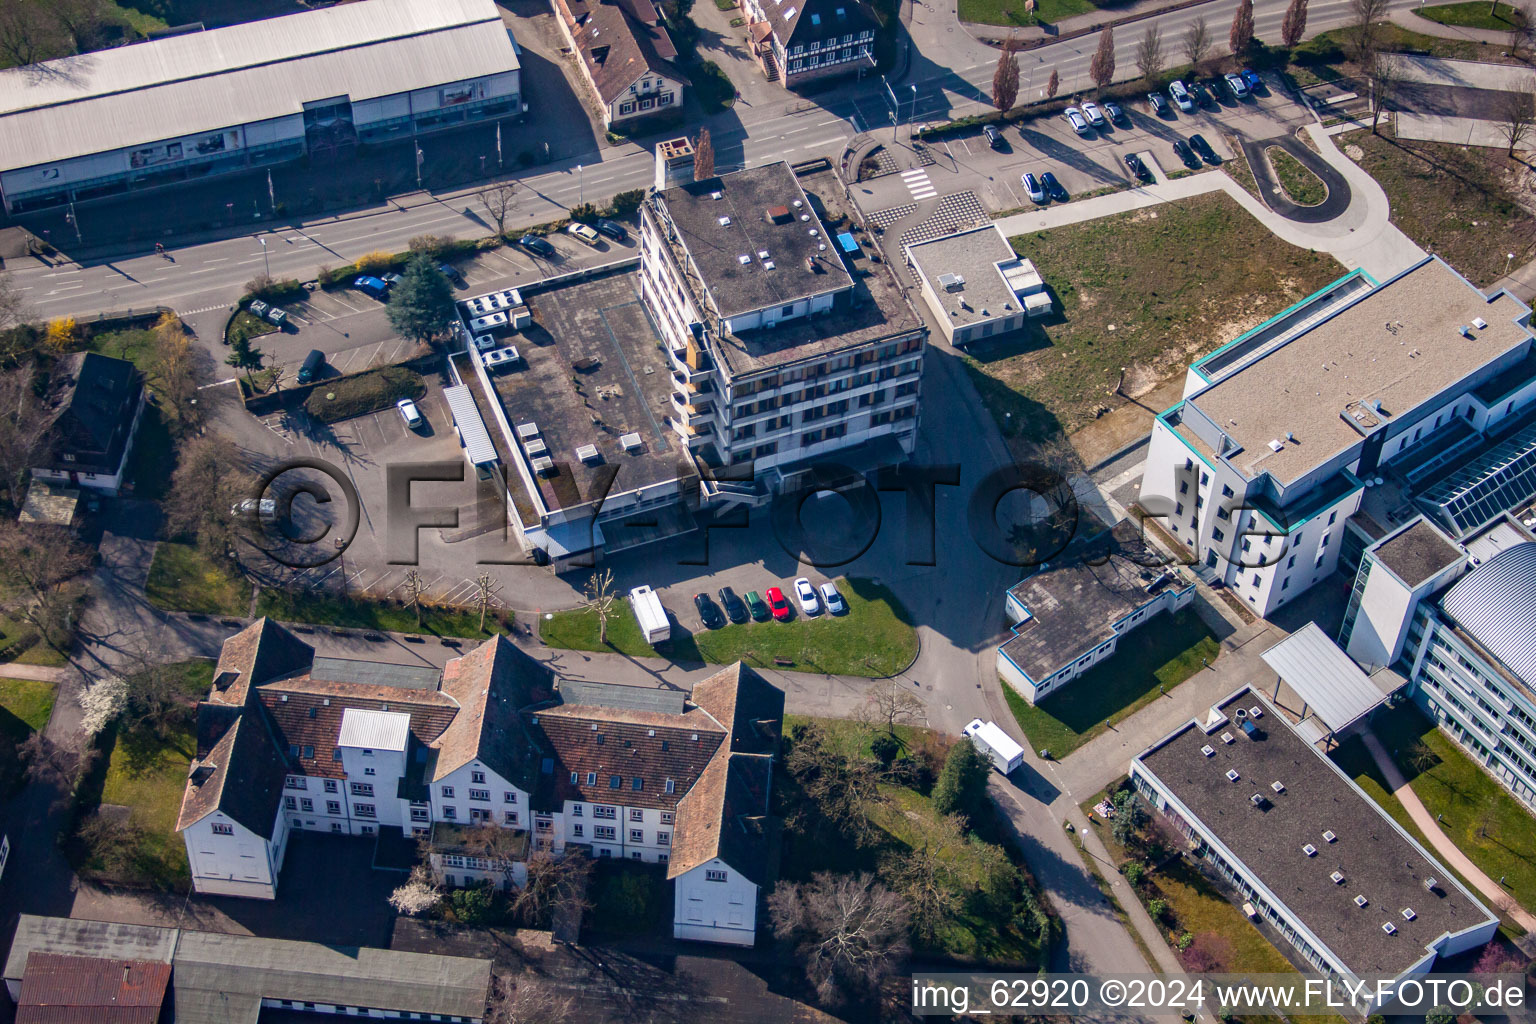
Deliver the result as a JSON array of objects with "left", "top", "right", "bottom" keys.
[
  {"left": 1022, "top": 172, "right": 1046, "bottom": 204},
  {"left": 818, "top": 581, "right": 846, "bottom": 615},
  {"left": 231, "top": 497, "right": 277, "bottom": 521},
  {"left": 793, "top": 577, "right": 821, "bottom": 616},
  {"left": 1081, "top": 101, "right": 1106, "bottom": 128},
  {"left": 1169, "top": 80, "right": 1194, "bottom": 112},
  {"left": 397, "top": 398, "right": 424, "bottom": 428},
  {"left": 1063, "top": 106, "right": 1090, "bottom": 135}
]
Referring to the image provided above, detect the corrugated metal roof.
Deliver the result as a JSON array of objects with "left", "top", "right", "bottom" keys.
[
  {"left": 0, "top": 0, "right": 517, "bottom": 172},
  {"left": 1260, "top": 622, "right": 1386, "bottom": 733},
  {"left": 17, "top": 952, "right": 170, "bottom": 1024},
  {"left": 337, "top": 707, "right": 412, "bottom": 751},
  {"left": 1441, "top": 540, "right": 1536, "bottom": 687},
  {"left": 3, "top": 918, "right": 176, "bottom": 984},
  {"left": 444, "top": 384, "right": 500, "bottom": 466}
]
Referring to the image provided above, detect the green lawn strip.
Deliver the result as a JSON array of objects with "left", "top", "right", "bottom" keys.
[
  {"left": 304, "top": 365, "right": 426, "bottom": 423},
  {"left": 0, "top": 602, "right": 68, "bottom": 667},
  {"left": 145, "top": 542, "right": 250, "bottom": 617},
  {"left": 90, "top": 722, "right": 196, "bottom": 890},
  {"left": 784, "top": 713, "right": 926, "bottom": 761},
  {"left": 88, "top": 327, "right": 160, "bottom": 379},
  {"left": 1415, "top": 0, "right": 1526, "bottom": 30},
  {"left": 254, "top": 589, "right": 511, "bottom": 639},
  {"left": 1361, "top": 702, "right": 1536, "bottom": 914},
  {"left": 985, "top": 194, "right": 1341, "bottom": 437},
  {"left": 1002, "top": 609, "right": 1219, "bottom": 757},
  {"left": 541, "top": 578, "right": 918, "bottom": 677},
  {"left": 957, "top": 0, "right": 1095, "bottom": 28},
  {"left": 1345, "top": 128, "right": 1534, "bottom": 287},
  {"left": 1222, "top": 137, "right": 1261, "bottom": 198},
  {"left": 227, "top": 309, "right": 278, "bottom": 347},
  {"left": 0, "top": 678, "right": 57, "bottom": 738},
  {"left": 1266, "top": 147, "right": 1327, "bottom": 206}
]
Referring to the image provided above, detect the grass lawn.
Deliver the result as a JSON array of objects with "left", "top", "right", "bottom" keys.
[
  {"left": 1345, "top": 128, "right": 1535, "bottom": 287},
  {"left": 254, "top": 589, "right": 512, "bottom": 638},
  {"left": 227, "top": 309, "right": 278, "bottom": 347},
  {"left": 0, "top": 600, "right": 69, "bottom": 667},
  {"left": 145, "top": 542, "right": 250, "bottom": 617},
  {"left": 1365, "top": 702, "right": 1536, "bottom": 914},
  {"left": 0, "top": 678, "right": 57, "bottom": 738},
  {"left": 958, "top": 0, "right": 1095, "bottom": 27},
  {"left": 88, "top": 328, "right": 160, "bottom": 379},
  {"left": 1415, "top": 0, "right": 1526, "bottom": 30},
  {"left": 981, "top": 194, "right": 1341, "bottom": 441},
  {"left": 1267, "top": 147, "right": 1327, "bottom": 206},
  {"left": 1002, "top": 609, "right": 1218, "bottom": 757},
  {"left": 91, "top": 722, "right": 196, "bottom": 890},
  {"left": 540, "top": 579, "right": 918, "bottom": 677}
]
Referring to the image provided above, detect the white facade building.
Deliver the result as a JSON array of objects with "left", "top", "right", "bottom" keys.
[
  {"left": 1139, "top": 257, "right": 1535, "bottom": 617},
  {"left": 905, "top": 225, "right": 1052, "bottom": 345}
]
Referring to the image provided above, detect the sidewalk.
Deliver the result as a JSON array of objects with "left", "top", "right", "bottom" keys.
[
  {"left": 1387, "top": 5, "right": 1525, "bottom": 46},
  {"left": 0, "top": 663, "right": 69, "bottom": 682},
  {"left": 1360, "top": 729, "right": 1536, "bottom": 933}
]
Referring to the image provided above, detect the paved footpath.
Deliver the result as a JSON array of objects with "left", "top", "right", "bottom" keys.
[{"left": 1360, "top": 730, "right": 1536, "bottom": 933}]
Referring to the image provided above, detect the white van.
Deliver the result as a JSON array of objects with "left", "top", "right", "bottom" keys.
[
  {"left": 628, "top": 585, "right": 670, "bottom": 644},
  {"left": 962, "top": 719, "right": 1025, "bottom": 774}
]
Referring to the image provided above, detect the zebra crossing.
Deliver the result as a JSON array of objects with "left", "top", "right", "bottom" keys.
[{"left": 900, "top": 168, "right": 937, "bottom": 201}]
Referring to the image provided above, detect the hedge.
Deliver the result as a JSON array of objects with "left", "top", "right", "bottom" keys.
[
  {"left": 303, "top": 366, "right": 427, "bottom": 423},
  {"left": 242, "top": 277, "right": 306, "bottom": 304}
]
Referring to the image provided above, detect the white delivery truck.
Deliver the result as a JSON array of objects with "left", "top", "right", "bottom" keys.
[
  {"left": 628, "top": 585, "right": 671, "bottom": 645},
  {"left": 962, "top": 719, "right": 1025, "bottom": 774}
]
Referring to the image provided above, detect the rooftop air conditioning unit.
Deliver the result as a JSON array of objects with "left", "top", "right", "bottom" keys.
[
  {"left": 1473, "top": 317, "right": 1488, "bottom": 330},
  {"left": 525, "top": 439, "right": 548, "bottom": 457},
  {"left": 1383, "top": 922, "right": 1397, "bottom": 934},
  {"left": 1323, "top": 830, "right": 1337, "bottom": 842},
  {"left": 1250, "top": 706, "right": 1264, "bottom": 719},
  {"left": 1402, "top": 908, "right": 1416, "bottom": 921},
  {"left": 620, "top": 432, "right": 643, "bottom": 452},
  {"left": 1201, "top": 745, "right": 1216, "bottom": 757},
  {"left": 1226, "top": 769, "right": 1240, "bottom": 782},
  {"left": 1331, "top": 871, "right": 1346, "bottom": 884},
  {"left": 531, "top": 456, "right": 555, "bottom": 474},
  {"left": 516, "top": 422, "right": 540, "bottom": 440},
  {"left": 937, "top": 273, "right": 965, "bottom": 292},
  {"left": 1424, "top": 877, "right": 1439, "bottom": 891},
  {"left": 1355, "top": 895, "right": 1369, "bottom": 908},
  {"left": 1303, "top": 844, "right": 1318, "bottom": 857},
  {"left": 1221, "top": 732, "right": 1235, "bottom": 744},
  {"left": 575, "top": 444, "right": 601, "bottom": 463}
]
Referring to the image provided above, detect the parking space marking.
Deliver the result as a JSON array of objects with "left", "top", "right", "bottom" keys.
[{"left": 901, "top": 168, "right": 937, "bottom": 200}]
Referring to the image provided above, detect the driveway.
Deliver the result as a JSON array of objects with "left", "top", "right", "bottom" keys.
[{"left": 1241, "top": 134, "right": 1353, "bottom": 224}]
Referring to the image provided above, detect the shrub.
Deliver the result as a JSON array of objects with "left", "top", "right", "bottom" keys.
[
  {"left": 1122, "top": 861, "right": 1145, "bottom": 886},
  {"left": 690, "top": 59, "right": 736, "bottom": 112},
  {"left": 318, "top": 263, "right": 361, "bottom": 289},
  {"left": 447, "top": 881, "right": 498, "bottom": 925},
  {"left": 870, "top": 733, "right": 899, "bottom": 766},
  {"left": 932, "top": 739, "right": 990, "bottom": 825},
  {"left": 243, "top": 274, "right": 305, "bottom": 303},
  {"left": 354, "top": 250, "right": 400, "bottom": 274},
  {"left": 45, "top": 317, "right": 78, "bottom": 352},
  {"left": 408, "top": 234, "right": 458, "bottom": 256},
  {"left": 304, "top": 366, "right": 426, "bottom": 423},
  {"left": 568, "top": 202, "right": 599, "bottom": 223},
  {"left": 1147, "top": 897, "right": 1168, "bottom": 921}
]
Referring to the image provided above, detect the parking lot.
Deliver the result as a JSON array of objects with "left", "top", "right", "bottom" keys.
[{"left": 247, "top": 219, "right": 640, "bottom": 381}]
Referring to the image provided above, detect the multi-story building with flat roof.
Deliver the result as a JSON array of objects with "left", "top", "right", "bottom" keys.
[
  {"left": 1139, "top": 257, "right": 1535, "bottom": 617},
  {"left": 640, "top": 157, "right": 926, "bottom": 499},
  {"left": 1132, "top": 688, "right": 1496, "bottom": 1011},
  {"left": 904, "top": 225, "right": 1052, "bottom": 346}
]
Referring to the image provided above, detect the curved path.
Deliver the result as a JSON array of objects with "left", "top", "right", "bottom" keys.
[{"left": 1241, "top": 134, "right": 1353, "bottom": 224}]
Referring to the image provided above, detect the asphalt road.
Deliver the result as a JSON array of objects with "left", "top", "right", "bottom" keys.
[{"left": 7, "top": 0, "right": 1398, "bottom": 322}]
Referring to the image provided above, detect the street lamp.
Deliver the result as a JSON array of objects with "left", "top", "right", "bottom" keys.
[
  {"left": 1506, "top": 252, "right": 1517, "bottom": 276},
  {"left": 909, "top": 84, "right": 918, "bottom": 139},
  {"left": 259, "top": 236, "right": 270, "bottom": 277}
]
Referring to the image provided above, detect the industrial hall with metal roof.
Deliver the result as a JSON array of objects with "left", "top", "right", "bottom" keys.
[{"left": 0, "top": 0, "right": 522, "bottom": 213}]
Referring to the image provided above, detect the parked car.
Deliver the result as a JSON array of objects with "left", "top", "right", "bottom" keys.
[
  {"left": 1147, "top": 92, "right": 1169, "bottom": 117},
  {"left": 354, "top": 275, "right": 390, "bottom": 299},
  {"left": 231, "top": 497, "right": 277, "bottom": 521},
  {"left": 1125, "top": 152, "right": 1153, "bottom": 182},
  {"left": 745, "top": 590, "right": 770, "bottom": 621},
  {"left": 397, "top": 398, "right": 424, "bottom": 428},
  {"left": 381, "top": 271, "right": 403, "bottom": 287},
  {"left": 793, "top": 577, "right": 821, "bottom": 616},
  {"left": 1224, "top": 72, "right": 1250, "bottom": 99},
  {"left": 694, "top": 592, "right": 726, "bottom": 629},
  {"left": 1173, "top": 138, "right": 1200, "bottom": 169},
  {"left": 818, "top": 581, "right": 846, "bottom": 615},
  {"left": 596, "top": 219, "right": 629, "bottom": 242},
  {"left": 519, "top": 234, "right": 557, "bottom": 258},
  {"left": 1081, "top": 101, "right": 1106, "bottom": 128},
  {"left": 298, "top": 349, "right": 325, "bottom": 385},
  {"left": 1241, "top": 68, "right": 1263, "bottom": 92},
  {"left": 567, "top": 222, "right": 601, "bottom": 247},
  {"left": 1041, "top": 171, "right": 1068, "bottom": 202},
  {"left": 983, "top": 124, "right": 1006, "bottom": 150},
  {"left": 1022, "top": 172, "right": 1047, "bottom": 204},
  {"left": 247, "top": 299, "right": 269, "bottom": 318},
  {"left": 1191, "top": 82, "right": 1216, "bottom": 109},
  {"left": 437, "top": 262, "right": 462, "bottom": 283},
  {"left": 718, "top": 586, "right": 748, "bottom": 624},
  {"left": 765, "top": 586, "right": 792, "bottom": 621},
  {"left": 1190, "top": 133, "right": 1219, "bottom": 165},
  {"left": 1168, "top": 80, "right": 1194, "bottom": 112},
  {"left": 1104, "top": 101, "right": 1127, "bottom": 126},
  {"left": 1063, "top": 106, "right": 1090, "bottom": 135}
]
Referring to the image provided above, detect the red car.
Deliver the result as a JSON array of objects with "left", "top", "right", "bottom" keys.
[{"left": 765, "top": 586, "right": 792, "bottom": 621}]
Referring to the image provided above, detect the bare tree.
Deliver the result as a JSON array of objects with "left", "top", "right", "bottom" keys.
[
  {"left": 164, "top": 433, "right": 245, "bottom": 556},
  {"left": 1281, "top": 0, "right": 1310, "bottom": 48},
  {"left": 75, "top": 811, "right": 146, "bottom": 877},
  {"left": 992, "top": 34, "right": 1021, "bottom": 112},
  {"left": 0, "top": 1, "right": 63, "bottom": 68},
  {"left": 0, "top": 366, "right": 50, "bottom": 505},
  {"left": 693, "top": 128, "right": 715, "bottom": 181},
  {"left": 887, "top": 813, "right": 966, "bottom": 945},
  {"left": 20, "top": 732, "right": 85, "bottom": 793},
  {"left": 1183, "top": 16, "right": 1212, "bottom": 70},
  {"left": 0, "top": 521, "right": 93, "bottom": 654},
  {"left": 583, "top": 568, "right": 617, "bottom": 644},
  {"left": 1350, "top": 0, "right": 1390, "bottom": 66},
  {"left": 402, "top": 568, "right": 427, "bottom": 627},
  {"left": 389, "top": 865, "right": 444, "bottom": 915},
  {"left": 1089, "top": 26, "right": 1116, "bottom": 90},
  {"left": 1496, "top": 89, "right": 1535, "bottom": 156},
  {"left": 44, "top": 0, "right": 110, "bottom": 54},
  {"left": 474, "top": 571, "right": 502, "bottom": 632},
  {"left": 1368, "top": 52, "right": 1402, "bottom": 133},
  {"left": 768, "top": 871, "right": 911, "bottom": 1005},
  {"left": 1135, "top": 24, "right": 1164, "bottom": 83},
  {"left": 0, "top": 271, "right": 28, "bottom": 338},
  {"left": 507, "top": 849, "right": 593, "bottom": 927},
  {"left": 1507, "top": 2, "right": 1533, "bottom": 59},
  {"left": 785, "top": 722, "right": 887, "bottom": 846},
  {"left": 1229, "top": 0, "right": 1255, "bottom": 57},
  {"left": 480, "top": 184, "right": 518, "bottom": 239},
  {"left": 861, "top": 682, "right": 925, "bottom": 736},
  {"left": 487, "top": 973, "right": 576, "bottom": 1024},
  {"left": 152, "top": 312, "right": 200, "bottom": 430},
  {"left": 1046, "top": 67, "right": 1059, "bottom": 98}
]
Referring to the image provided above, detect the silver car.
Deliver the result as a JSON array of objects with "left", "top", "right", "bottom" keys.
[{"left": 1063, "top": 106, "right": 1090, "bottom": 135}]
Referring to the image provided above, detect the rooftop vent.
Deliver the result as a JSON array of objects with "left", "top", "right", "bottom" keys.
[
  {"left": 1271, "top": 781, "right": 1285, "bottom": 793},
  {"left": 1383, "top": 922, "right": 1397, "bottom": 934},
  {"left": 1250, "top": 793, "right": 1267, "bottom": 808},
  {"left": 1303, "top": 843, "right": 1318, "bottom": 857},
  {"left": 767, "top": 205, "right": 791, "bottom": 222},
  {"left": 576, "top": 444, "right": 601, "bottom": 463},
  {"left": 1402, "top": 908, "right": 1416, "bottom": 921},
  {"left": 1250, "top": 706, "right": 1264, "bottom": 719},
  {"left": 1269, "top": 439, "right": 1285, "bottom": 452},
  {"left": 793, "top": 199, "right": 803, "bottom": 208},
  {"left": 710, "top": 191, "right": 722, "bottom": 200},
  {"left": 1473, "top": 317, "right": 1488, "bottom": 330},
  {"left": 738, "top": 254, "right": 750, "bottom": 264},
  {"left": 531, "top": 456, "right": 555, "bottom": 474},
  {"left": 1459, "top": 325, "right": 1474, "bottom": 338},
  {"left": 525, "top": 438, "right": 548, "bottom": 457},
  {"left": 1331, "top": 871, "right": 1346, "bottom": 884},
  {"left": 718, "top": 215, "right": 732, "bottom": 227},
  {"left": 1354, "top": 895, "right": 1369, "bottom": 908},
  {"left": 764, "top": 260, "right": 775, "bottom": 270},
  {"left": 516, "top": 422, "right": 539, "bottom": 439},
  {"left": 1226, "top": 769, "right": 1240, "bottom": 782},
  {"left": 1323, "top": 829, "right": 1337, "bottom": 843},
  {"left": 1201, "top": 744, "right": 1215, "bottom": 757},
  {"left": 1221, "top": 732, "right": 1235, "bottom": 744},
  {"left": 620, "top": 432, "right": 643, "bottom": 452},
  {"left": 938, "top": 273, "right": 966, "bottom": 292},
  {"left": 1424, "top": 877, "right": 1439, "bottom": 891}
]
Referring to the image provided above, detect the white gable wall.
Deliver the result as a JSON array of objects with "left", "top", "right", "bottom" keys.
[{"left": 672, "top": 857, "right": 757, "bottom": 945}]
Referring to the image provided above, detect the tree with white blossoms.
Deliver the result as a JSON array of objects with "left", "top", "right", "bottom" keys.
[
  {"left": 389, "top": 865, "right": 443, "bottom": 916},
  {"left": 79, "top": 676, "right": 127, "bottom": 736}
]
